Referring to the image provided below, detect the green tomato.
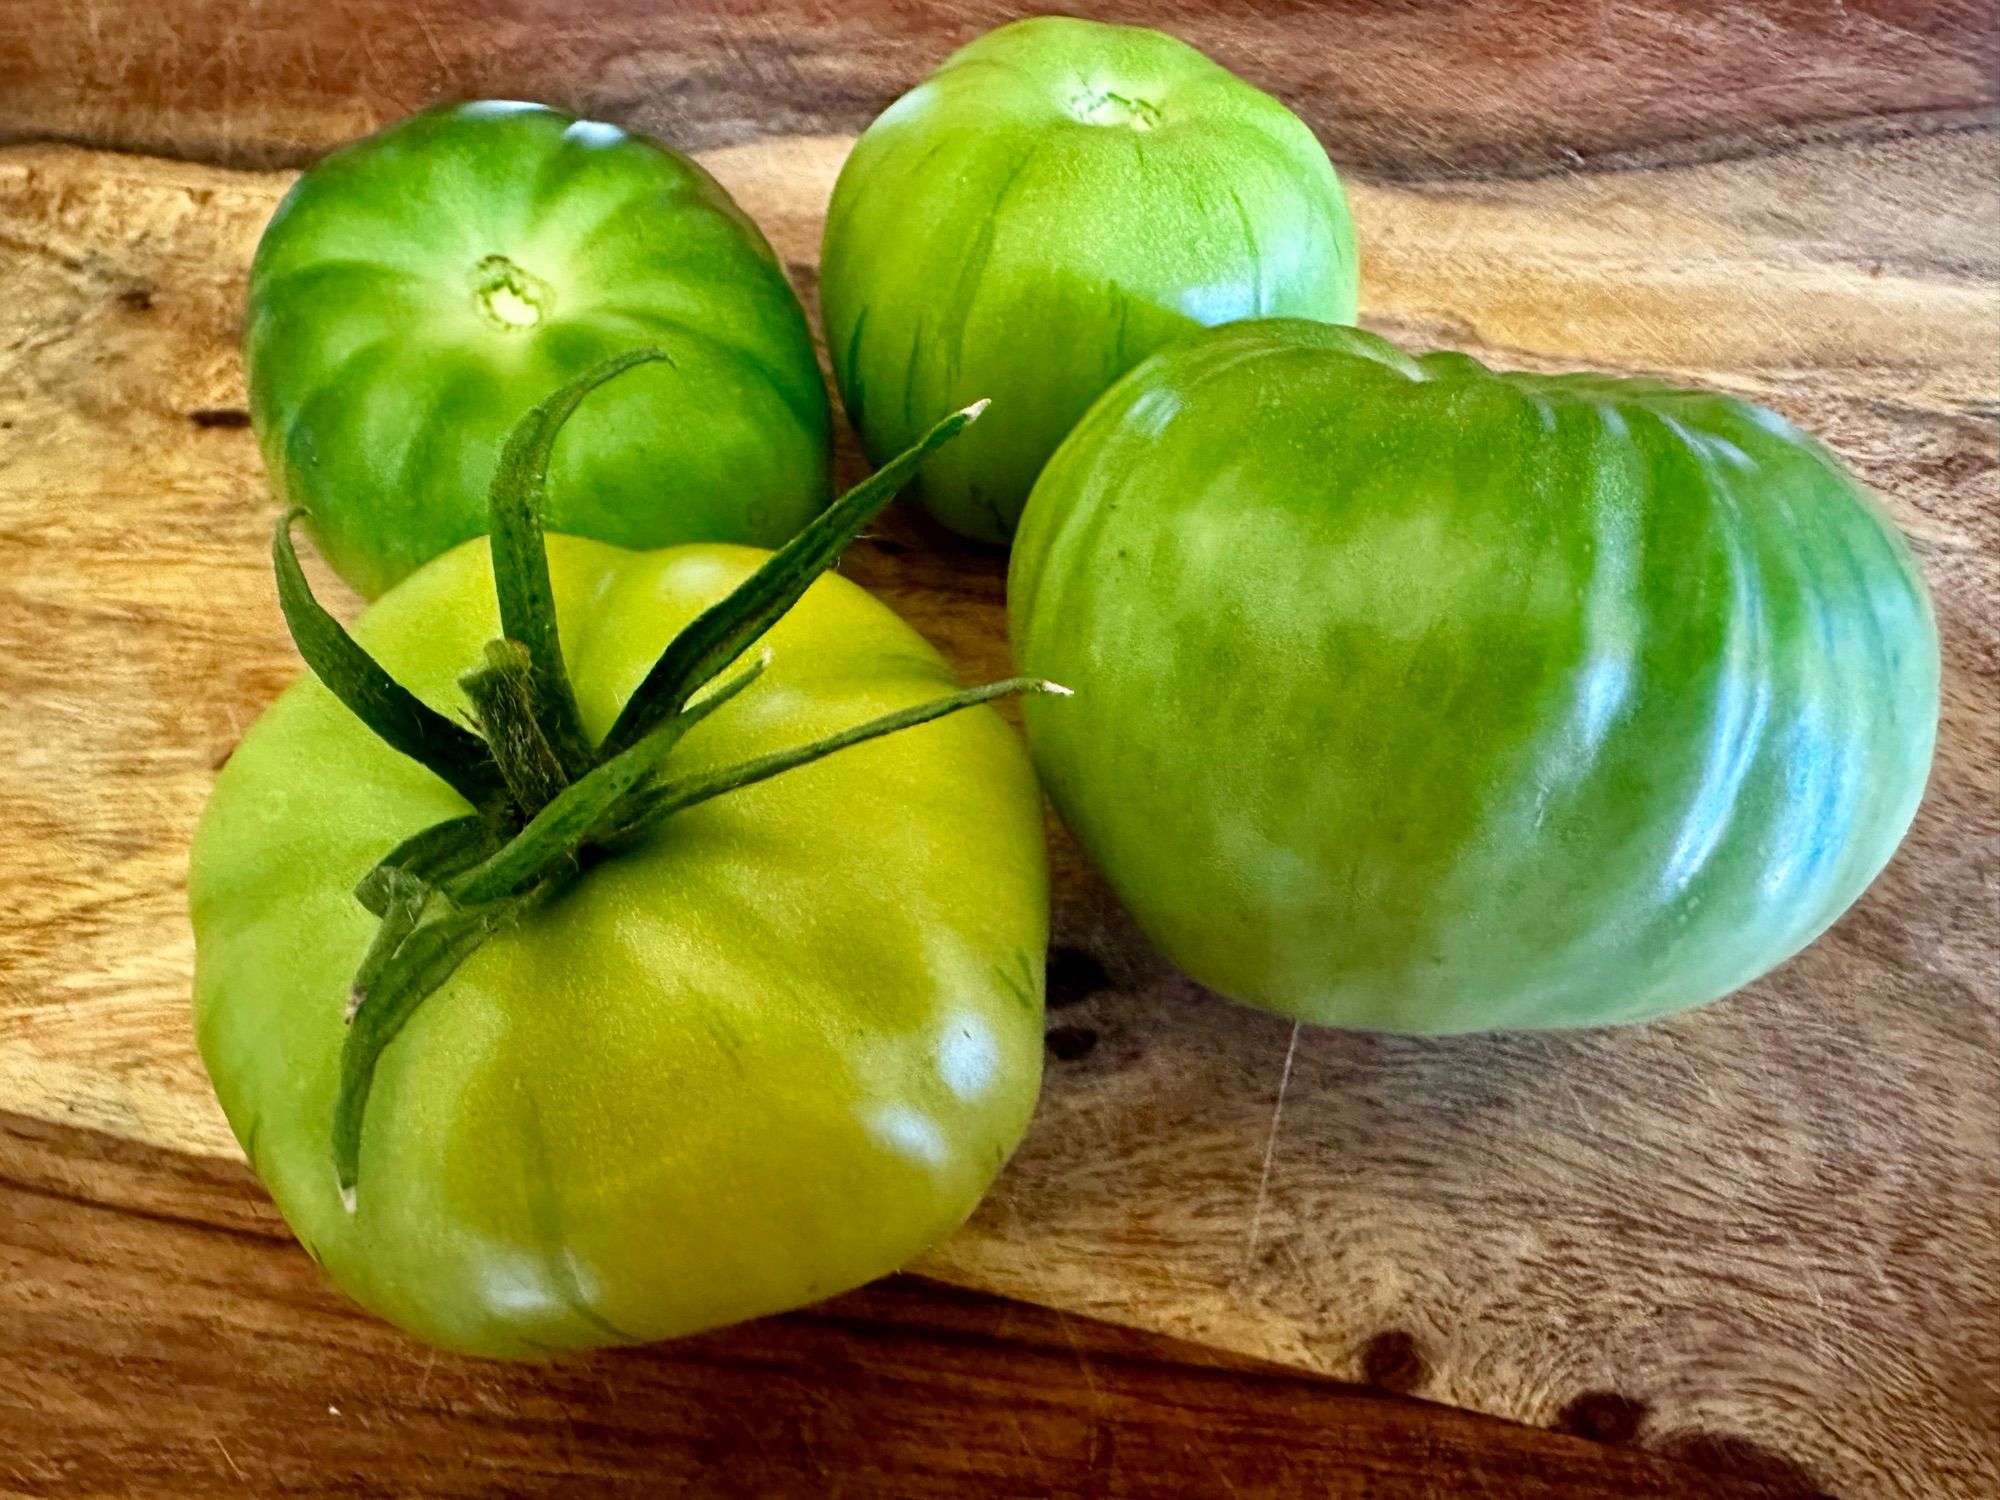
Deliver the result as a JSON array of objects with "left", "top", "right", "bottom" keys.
[
  {"left": 191, "top": 535, "right": 1047, "bottom": 1354},
  {"left": 821, "top": 17, "right": 1357, "bottom": 544},
  {"left": 246, "top": 101, "right": 831, "bottom": 598},
  {"left": 1011, "top": 319, "right": 1938, "bottom": 1032}
]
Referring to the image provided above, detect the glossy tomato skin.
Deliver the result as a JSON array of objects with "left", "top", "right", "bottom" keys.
[
  {"left": 1011, "top": 320, "right": 1938, "bottom": 1033},
  {"left": 247, "top": 103, "right": 832, "bottom": 598},
  {"left": 191, "top": 538, "right": 1047, "bottom": 1355},
  {"left": 821, "top": 17, "right": 1357, "bottom": 544}
]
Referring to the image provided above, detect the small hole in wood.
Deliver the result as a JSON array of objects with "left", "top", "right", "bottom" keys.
[
  {"left": 1044, "top": 1024, "right": 1098, "bottom": 1062},
  {"left": 1556, "top": 1391, "right": 1648, "bottom": 1445},
  {"left": 1047, "top": 947, "right": 1109, "bottom": 1009},
  {"left": 1361, "top": 1330, "right": 1427, "bottom": 1394}
]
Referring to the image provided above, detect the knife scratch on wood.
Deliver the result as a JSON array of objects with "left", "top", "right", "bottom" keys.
[{"left": 1243, "top": 1020, "right": 1303, "bottom": 1274}]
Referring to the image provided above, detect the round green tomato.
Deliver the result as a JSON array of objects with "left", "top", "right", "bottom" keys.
[
  {"left": 247, "top": 102, "right": 832, "bottom": 598},
  {"left": 1011, "top": 319, "right": 1938, "bottom": 1032},
  {"left": 191, "top": 536, "right": 1047, "bottom": 1354},
  {"left": 821, "top": 17, "right": 1357, "bottom": 544}
]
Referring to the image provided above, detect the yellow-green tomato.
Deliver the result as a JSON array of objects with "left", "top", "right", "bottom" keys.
[
  {"left": 1012, "top": 320, "right": 1939, "bottom": 1033},
  {"left": 191, "top": 536, "right": 1048, "bottom": 1355},
  {"left": 821, "top": 17, "right": 1358, "bottom": 543}
]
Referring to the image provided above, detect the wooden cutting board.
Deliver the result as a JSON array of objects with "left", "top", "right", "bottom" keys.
[{"left": 1, "top": 6, "right": 1995, "bottom": 1497}]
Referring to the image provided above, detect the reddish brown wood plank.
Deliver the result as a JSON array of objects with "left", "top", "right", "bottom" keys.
[
  {"left": 0, "top": 1112, "right": 1828, "bottom": 1500},
  {"left": 0, "top": 0, "right": 1992, "bottom": 178}
]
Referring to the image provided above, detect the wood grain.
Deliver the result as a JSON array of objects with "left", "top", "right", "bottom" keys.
[
  {"left": 0, "top": 0, "right": 1994, "bottom": 178},
  {"left": 1, "top": 5, "right": 1997, "bottom": 1498},
  {"left": 2, "top": 1110, "right": 1832, "bottom": 1500}
]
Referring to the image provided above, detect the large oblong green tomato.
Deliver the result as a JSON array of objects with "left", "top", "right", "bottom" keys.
[
  {"left": 1011, "top": 319, "right": 1939, "bottom": 1033},
  {"left": 247, "top": 101, "right": 831, "bottom": 597},
  {"left": 192, "top": 532, "right": 1047, "bottom": 1355},
  {"left": 821, "top": 16, "right": 1357, "bottom": 544}
]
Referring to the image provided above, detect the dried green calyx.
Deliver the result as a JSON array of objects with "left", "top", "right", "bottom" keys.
[{"left": 272, "top": 349, "right": 1062, "bottom": 1208}]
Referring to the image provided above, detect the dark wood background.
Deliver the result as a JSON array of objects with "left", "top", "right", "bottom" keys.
[
  {"left": 2, "top": 3, "right": 1995, "bottom": 1497},
  {"left": 4, "top": 0, "right": 1993, "bottom": 176}
]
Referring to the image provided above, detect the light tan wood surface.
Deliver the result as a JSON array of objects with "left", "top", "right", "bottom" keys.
[{"left": 1, "top": 8, "right": 1996, "bottom": 1497}]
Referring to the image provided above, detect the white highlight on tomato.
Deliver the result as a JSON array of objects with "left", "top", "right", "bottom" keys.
[
  {"left": 562, "top": 119, "right": 626, "bottom": 150},
  {"left": 935, "top": 1015, "right": 999, "bottom": 1101},
  {"left": 867, "top": 1104, "right": 948, "bottom": 1167},
  {"left": 460, "top": 100, "right": 549, "bottom": 119}
]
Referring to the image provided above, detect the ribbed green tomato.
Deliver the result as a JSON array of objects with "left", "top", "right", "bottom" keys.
[
  {"left": 246, "top": 102, "right": 831, "bottom": 597},
  {"left": 191, "top": 536, "right": 1047, "bottom": 1354},
  {"left": 821, "top": 17, "right": 1357, "bottom": 544},
  {"left": 1011, "top": 320, "right": 1939, "bottom": 1032}
]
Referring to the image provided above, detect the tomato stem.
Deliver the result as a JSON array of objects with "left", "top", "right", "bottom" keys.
[
  {"left": 485, "top": 347, "right": 670, "bottom": 780},
  {"left": 445, "top": 651, "right": 768, "bottom": 908},
  {"left": 460, "top": 640, "right": 574, "bottom": 814},
  {"left": 269, "top": 357, "right": 1055, "bottom": 1207}
]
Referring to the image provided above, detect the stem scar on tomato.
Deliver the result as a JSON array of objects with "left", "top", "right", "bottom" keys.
[{"left": 269, "top": 356, "right": 1063, "bottom": 1209}]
